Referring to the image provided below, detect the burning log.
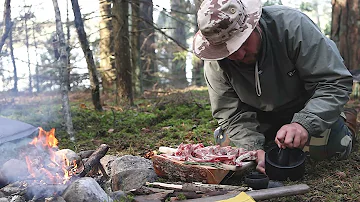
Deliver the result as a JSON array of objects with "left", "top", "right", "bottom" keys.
[
  {"left": 77, "top": 150, "right": 95, "bottom": 159},
  {"left": 78, "top": 144, "right": 109, "bottom": 177}
]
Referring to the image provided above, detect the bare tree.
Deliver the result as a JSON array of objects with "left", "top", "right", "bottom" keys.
[
  {"left": 0, "top": 0, "right": 12, "bottom": 54},
  {"left": 22, "top": 1, "right": 32, "bottom": 93},
  {"left": 139, "top": 0, "right": 156, "bottom": 92},
  {"left": 112, "top": 0, "right": 133, "bottom": 105},
  {"left": 52, "top": 0, "right": 75, "bottom": 142},
  {"left": 99, "top": 0, "right": 115, "bottom": 93},
  {"left": 331, "top": 0, "right": 360, "bottom": 70},
  {"left": 131, "top": 0, "right": 140, "bottom": 96},
  {"left": 9, "top": 27, "right": 17, "bottom": 93},
  {"left": 170, "top": 0, "right": 188, "bottom": 88},
  {"left": 71, "top": 0, "right": 103, "bottom": 111},
  {"left": 192, "top": 0, "right": 204, "bottom": 86}
]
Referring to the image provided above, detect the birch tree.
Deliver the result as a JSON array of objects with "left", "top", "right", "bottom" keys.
[
  {"left": 0, "top": 0, "right": 12, "bottom": 54},
  {"left": 71, "top": 0, "right": 103, "bottom": 111},
  {"left": 52, "top": 0, "right": 75, "bottom": 141}
]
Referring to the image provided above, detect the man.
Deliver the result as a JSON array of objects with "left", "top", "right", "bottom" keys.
[{"left": 193, "top": 0, "right": 355, "bottom": 174}]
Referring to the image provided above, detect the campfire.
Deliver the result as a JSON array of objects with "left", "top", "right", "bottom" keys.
[
  {"left": 24, "top": 128, "right": 77, "bottom": 185},
  {"left": 0, "top": 127, "right": 113, "bottom": 201}
]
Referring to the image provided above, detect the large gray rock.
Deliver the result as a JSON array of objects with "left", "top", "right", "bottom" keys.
[
  {"left": 110, "top": 155, "right": 157, "bottom": 191},
  {"left": 62, "top": 177, "right": 113, "bottom": 202},
  {"left": 100, "top": 155, "right": 117, "bottom": 176}
]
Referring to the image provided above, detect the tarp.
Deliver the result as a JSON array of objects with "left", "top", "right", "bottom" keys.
[{"left": 0, "top": 117, "right": 38, "bottom": 144}]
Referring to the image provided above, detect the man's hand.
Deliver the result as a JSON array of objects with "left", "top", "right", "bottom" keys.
[
  {"left": 256, "top": 149, "right": 265, "bottom": 174},
  {"left": 275, "top": 122, "right": 308, "bottom": 149}
]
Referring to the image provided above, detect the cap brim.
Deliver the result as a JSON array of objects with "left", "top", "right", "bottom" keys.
[
  {"left": 193, "top": 1, "right": 262, "bottom": 61},
  {"left": 193, "top": 27, "right": 254, "bottom": 60}
]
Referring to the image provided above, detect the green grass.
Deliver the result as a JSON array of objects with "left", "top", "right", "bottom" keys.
[{"left": 1, "top": 88, "right": 359, "bottom": 201}]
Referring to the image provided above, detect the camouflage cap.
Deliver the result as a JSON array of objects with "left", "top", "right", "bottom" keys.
[{"left": 193, "top": 0, "right": 262, "bottom": 60}]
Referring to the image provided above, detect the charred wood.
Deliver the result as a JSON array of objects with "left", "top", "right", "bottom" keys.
[{"left": 78, "top": 144, "right": 109, "bottom": 177}]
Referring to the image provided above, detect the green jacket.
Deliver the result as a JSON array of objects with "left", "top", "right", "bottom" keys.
[{"left": 204, "top": 6, "right": 353, "bottom": 150}]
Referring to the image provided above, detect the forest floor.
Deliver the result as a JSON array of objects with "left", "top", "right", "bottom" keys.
[{"left": 0, "top": 87, "right": 359, "bottom": 202}]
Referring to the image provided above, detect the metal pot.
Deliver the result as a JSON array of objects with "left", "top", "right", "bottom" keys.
[{"left": 265, "top": 147, "right": 306, "bottom": 181}]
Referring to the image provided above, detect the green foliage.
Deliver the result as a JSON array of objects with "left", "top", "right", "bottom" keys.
[
  {"left": 263, "top": 0, "right": 283, "bottom": 6},
  {"left": 300, "top": 2, "right": 314, "bottom": 12},
  {"left": 172, "top": 51, "right": 187, "bottom": 63},
  {"left": 0, "top": 89, "right": 215, "bottom": 154}
]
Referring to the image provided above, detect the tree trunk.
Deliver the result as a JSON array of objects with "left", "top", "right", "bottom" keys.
[
  {"left": 66, "top": 0, "right": 72, "bottom": 91},
  {"left": 9, "top": 27, "right": 17, "bottom": 93},
  {"left": 23, "top": 3, "right": 32, "bottom": 93},
  {"left": 192, "top": 0, "right": 204, "bottom": 87},
  {"left": 170, "top": 0, "right": 188, "bottom": 88},
  {"left": 139, "top": 0, "right": 156, "bottom": 91},
  {"left": 71, "top": 0, "right": 103, "bottom": 111},
  {"left": 112, "top": 0, "right": 134, "bottom": 105},
  {"left": 331, "top": 0, "right": 360, "bottom": 70},
  {"left": 0, "top": 0, "right": 12, "bottom": 54},
  {"left": 32, "top": 23, "right": 40, "bottom": 93},
  {"left": 99, "top": 0, "right": 115, "bottom": 93},
  {"left": 52, "top": 0, "right": 75, "bottom": 142},
  {"left": 131, "top": 0, "right": 140, "bottom": 96}
]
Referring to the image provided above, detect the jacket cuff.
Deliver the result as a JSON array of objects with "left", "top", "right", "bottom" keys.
[{"left": 291, "top": 113, "right": 314, "bottom": 135}]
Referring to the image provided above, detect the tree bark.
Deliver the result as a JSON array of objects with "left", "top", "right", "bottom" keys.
[
  {"left": 99, "top": 0, "right": 115, "bottom": 93},
  {"left": 23, "top": 3, "right": 32, "bottom": 93},
  {"left": 9, "top": 28, "right": 17, "bottom": 93},
  {"left": 71, "top": 0, "right": 103, "bottom": 111},
  {"left": 131, "top": 0, "right": 141, "bottom": 96},
  {"left": 112, "top": 0, "right": 134, "bottom": 105},
  {"left": 192, "top": 0, "right": 204, "bottom": 87},
  {"left": 52, "top": 0, "right": 75, "bottom": 142},
  {"left": 0, "top": 0, "right": 12, "bottom": 54},
  {"left": 170, "top": 0, "right": 188, "bottom": 88},
  {"left": 331, "top": 0, "right": 360, "bottom": 70},
  {"left": 139, "top": 0, "right": 157, "bottom": 91}
]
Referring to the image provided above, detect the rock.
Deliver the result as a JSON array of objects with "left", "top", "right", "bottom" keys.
[
  {"left": 108, "top": 190, "right": 126, "bottom": 201},
  {"left": 110, "top": 155, "right": 158, "bottom": 191},
  {"left": 55, "top": 149, "right": 83, "bottom": 169},
  {"left": 9, "top": 195, "right": 25, "bottom": 202},
  {"left": 62, "top": 177, "right": 113, "bottom": 202},
  {"left": 100, "top": 155, "right": 117, "bottom": 176},
  {"left": 43, "top": 196, "right": 66, "bottom": 202},
  {"left": 1, "top": 159, "right": 29, "bottom": 184},
  {"left": 0, "top": 198, "right": 9, "bottom": 202}
]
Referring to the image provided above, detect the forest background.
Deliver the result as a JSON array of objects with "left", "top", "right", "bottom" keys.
[{"left": 0, "top": 0, "right": 359, "bottom": 201}]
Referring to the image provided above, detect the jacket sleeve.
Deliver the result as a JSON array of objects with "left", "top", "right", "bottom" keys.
[
  {"left": 285, "top": 12, "right": 353, "bottom": 136},
  {"left": 204, "top": 61, "right": 265, "bottom": 150}
]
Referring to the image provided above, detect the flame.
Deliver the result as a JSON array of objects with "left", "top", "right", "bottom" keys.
[{"left": 25, "top": 127, "right": 75, "bottom": 184}]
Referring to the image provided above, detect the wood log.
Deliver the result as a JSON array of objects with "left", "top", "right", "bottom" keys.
[
  {"left": 182, "top": 182, "right": 247, "bottom": 192},
  {"left": 77, "top": 150, "right": 95, "bottom": 159},
  {"left": 78, "top": 144, "right": 109, "bottom": 177},
  {"left": 152, "top": 155, "right": 253, "bottom": 184},
  {"left": 183, "top": 184, "right": 310, "bottom": 201}
]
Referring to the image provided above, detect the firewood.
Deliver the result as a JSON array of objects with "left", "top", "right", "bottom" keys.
[
  {"left": 182, "top": 182, "right": 247, "bottom": 192},
  {"left": 78, "top": 144, "right": 109, "bottom": 177},
  {"left": 77, "top": 150, "right": 95, "bottom": 159}
]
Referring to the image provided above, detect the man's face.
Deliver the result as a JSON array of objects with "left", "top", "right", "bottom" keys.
[{"left": 227, "top": 29, "right": 262, "bottom": 64}]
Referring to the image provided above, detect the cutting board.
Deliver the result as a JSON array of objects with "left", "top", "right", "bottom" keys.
[{"left": 152, "top": 147, "right": 255, "bottom": 184}]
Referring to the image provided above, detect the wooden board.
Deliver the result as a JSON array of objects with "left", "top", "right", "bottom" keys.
[{"left": 152, "top": 155, "right": 254, "bottom": 184}]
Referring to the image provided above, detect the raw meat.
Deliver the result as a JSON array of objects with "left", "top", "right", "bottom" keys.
[{"left": 160, "top": 143, "right": 256, "bottom": 166}]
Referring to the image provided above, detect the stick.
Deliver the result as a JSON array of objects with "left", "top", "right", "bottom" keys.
[
  {"left": 183, "top": 184, "right": 310, "bottom": 201},
  {"left": 78, "top": 144, "right": 109, "bottom": 177}
]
